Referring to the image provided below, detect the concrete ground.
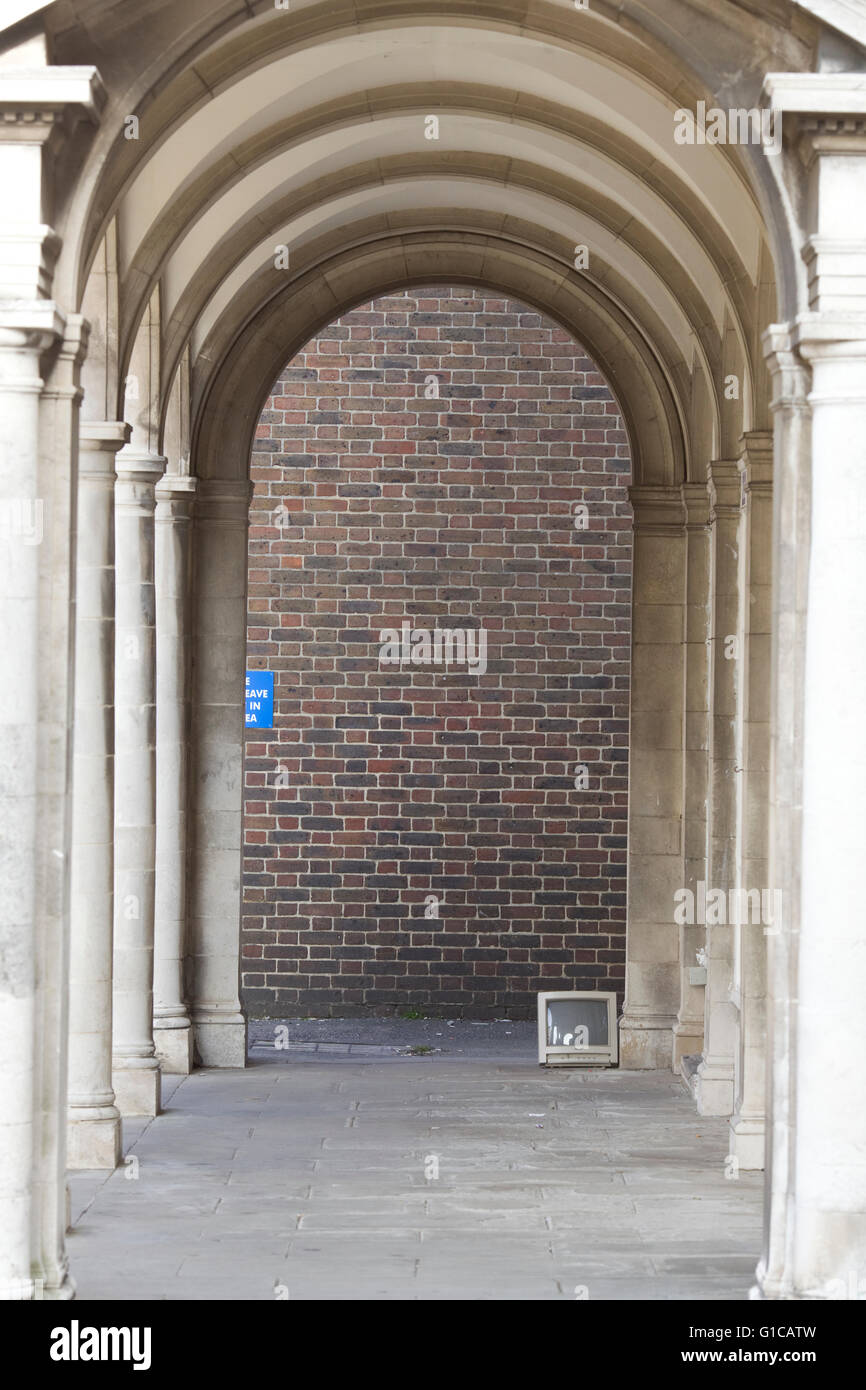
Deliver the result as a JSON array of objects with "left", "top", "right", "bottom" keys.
[{"left": 67, "top": 1024, "right": 762, "bottom": 1300}]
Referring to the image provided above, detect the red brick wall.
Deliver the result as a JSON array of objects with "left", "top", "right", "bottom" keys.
[{"left": 242, "top": 287, "right": 632, "bottom": 1019}]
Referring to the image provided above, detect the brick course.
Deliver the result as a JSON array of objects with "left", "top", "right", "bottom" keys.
[{"left": 242, "top": 287, "right": 632, "bottom": 1018}]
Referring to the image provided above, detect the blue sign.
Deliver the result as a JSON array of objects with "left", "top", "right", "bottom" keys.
[{"left": 245, "top": 671, "right": 274, "bottom": 727}]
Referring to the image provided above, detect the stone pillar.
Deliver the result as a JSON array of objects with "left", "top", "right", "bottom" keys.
[
  {"left": 782, "top": 323, "right": 866, "bottom": 1295},
  {"left": 189, "top": 480, "right": 251, "bottom": 1068},
  {"left": 0, "top": 56, "right": 101, "bottom": 1300},
  {"left": 112, "top": 452, "right": 165, "bottom": 1115},
  {"left": 729, "top": 432, "right": 773, "bottom": 1170},
  {"left": 34, "top": 317, "right": 90, "bottom": 1296},
  {"left": 67, "top": 422, "right": 128, "bottom": 1169},
  {"left": 0, "top": 309, "right": 63, "bottom": 1299},
  {"left": 619, "top": 487, "right": 685, "bottom": 1069},
  {"left": 674, "top": 482, "right": 711, "bottom": 1069},
  {"left": 695, "top": 460, "right": 740, "bottom": 1116},
  {"left": 755, "top": 81, "right": 866, "bottom": 1298},
  {"left": 153, "top": 474, "right": 196, "bottom": 1073},
  {"left": 754, "top": 325, "right": 811, "bottom": 1298}
]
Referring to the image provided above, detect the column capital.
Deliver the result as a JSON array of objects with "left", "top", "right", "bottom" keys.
[
  {"left": 114, "top": 448, "right": 167, "bottom": 486},
  {"left": 763, "top": 74, "right": 866, "bottom": 140},
  {"left": 738, "top": 431, "right": 773, "bottom": 497},
  {"left": 80, "top": 420, "right": 132, "bottom": 451},
  {"left": 115, "top": 450, "right": 166, "bottom": 517},
  {"left": 156, "top": 472, "right": 197, "bottom": 499},
  {"left": 792, "top": 321, "right": 866, "bottom": 411},
  {"left": 0, "top": 67, "right": 105, "bottom": 144},
  {"left": 796, "top": 115, "right": 866, "bottom": 164},
  {"left": 41, "top": 312, "right": 89, "bottom": 403},
  {"left": 79, "top": 420, "right": 130, "bottom": 482},
  {"left": 681, "top": 481, "right": 711, "bottom": 528},
  {"left": 707, "top": 460, "right": 741, "bottom": 518},
  {"left": 627, "top": 484, "right": 684, "bottom": 535},
  {"left": 792, "top": 316, "right": 866, "bottom": 362},
  {"left": 762, "top": 322, "right": 811, "bottom": 413},
  {"left": 55, "top": 310, "right": 88, "bottom": 362},
  {"left": 195, "top": 477, "right": 253, "bottom": 526},
  {"left": 0, "top": 300, "right": 65, "bottom": 359},
  {"left": 156, "top": 472, "right": 197, "bottom": 523}
]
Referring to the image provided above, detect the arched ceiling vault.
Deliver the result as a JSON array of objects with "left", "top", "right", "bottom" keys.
[
  {"left": 161, "top": 181, "right": 722, "bottom": 425},
  {"left": 191, "top": 233, "right": 689, "bottom": 490},
  {"left": 33, "top": 0, "right": 828, "bottom": 483}
]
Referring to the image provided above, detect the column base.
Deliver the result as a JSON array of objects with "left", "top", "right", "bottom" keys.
[
  {"left": 154, "top": 1023, "right": 194, "bottom": 1074},
  {"left": 193, "top": 1017, "right": 247, "bottom": 1068},
  {"left": 3, "top": 1272, "right": 77, "bottom": 1301},
  {"left": 41, "top": 1272, "right": 76, "bottom": 1301},
  {"left": 112, "top": 1063, "right": 161, "bottom": 1117},
  {"left": 695, "top": 1058, "right": 734, "bottom": 1116},
  {"left": 751, "top": 1272, "right": 865, "bottom": 1300},
  {"left": 729, "top": 1114, "right": 766, "bottom": 1170},
  {"left": 66, "top": 1111, "right": 122, "bottom": 1170},
  {"left": 619, "top": 1015, "right": 675, "bottom": 1069}
]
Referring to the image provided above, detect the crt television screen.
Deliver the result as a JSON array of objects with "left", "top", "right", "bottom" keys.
[{"left": 546, "top": 997, "right": 610, "bottom": 1049}]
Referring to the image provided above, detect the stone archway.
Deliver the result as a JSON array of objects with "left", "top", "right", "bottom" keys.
[
  {"left": 182, "top": 244, "right": 694, "bottom": 1078},
  {"left": 238, "top": 282, "right": 634, "bottom": 1023},
  {"left": 4, "top": 0, "right": 866, "bottom": 1304}
]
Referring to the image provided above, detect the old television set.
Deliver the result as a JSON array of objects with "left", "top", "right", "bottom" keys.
[{"left": 537, "top": 991, "right": 618, "bottom": 1067}]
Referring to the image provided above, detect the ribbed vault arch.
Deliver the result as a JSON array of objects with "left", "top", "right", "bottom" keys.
[
  {"left": 59, "top": 0, "right": 737, "bottom": 295},
  {"left": 153, "top": 154, "right": 741, "bottom": 426},
  {"left": 47, "top": 0, "right": 813, "bottom": 501},
  {"left": 191, "top": 233, "right": 687, "bottom": 489}
]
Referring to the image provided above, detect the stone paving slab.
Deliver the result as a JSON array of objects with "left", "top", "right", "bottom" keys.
[
  {"left": 248, "top": 1017, "right": 537, "bottom": 1059},
  {"left": 67, "top": 1053, "right": 762, "bottom": 1301}
]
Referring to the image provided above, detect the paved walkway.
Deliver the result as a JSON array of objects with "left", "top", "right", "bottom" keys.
[{"left": 68, "top": 1039, "right": 762, "bottom": 1301}]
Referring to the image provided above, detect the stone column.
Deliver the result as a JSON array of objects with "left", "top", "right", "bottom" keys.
[
  {"left": 153, "top": 474, "right": 196, "bottom": 1073},
  {"left": 112, "top": 451, "right": 165, "bottom": 1115},
  {"left": 619, "top": 487, "right": 685, "bottom": 1069},
  {"left": 67, "top": 422, "right": 128, "bottom": 1168},
  {"left": 756, "top": 81, "right": 866, "bottom": 1298},
  {"left": 784, "top": 323, "right": 866, "bottom": 1295},
  {"left": 34, "top": 318, "right": 91, "bottom": 1295},
  {"left": 674, "top": 482, "right": 711, "bottom": 1069},
  {"left": 754, "top": 325, "right": 810, "bottom": 1298},
  {"left": 0, "top": 57, "right": 101, "bottom": 1300},
  {"left": 695, "top": 460, "right": 740, "bottom": 1116},
  {"left": 729, "top": 432, "right": 773, "bottom": 1170},
  {"left": 188, "top": 479, "right": 251, "bottom": 1068},
  {"left": 0, "top": 309, "right": 64, "bottom": 1299}
]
